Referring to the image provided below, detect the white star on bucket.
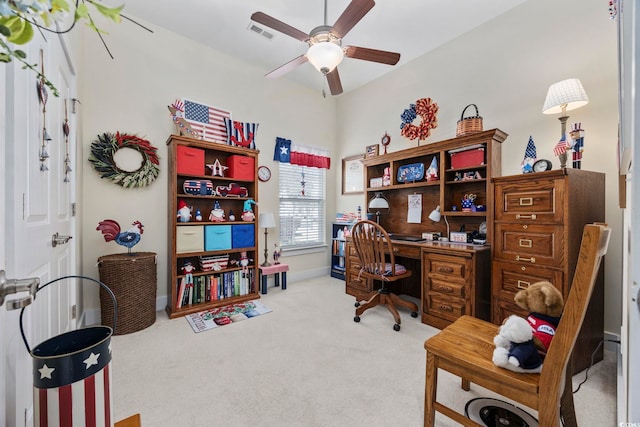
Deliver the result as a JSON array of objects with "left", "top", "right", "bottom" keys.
[
  {"left": 39, "top": 364, "right": 55, "bottom": 379},
  {"left": 83, "top": 352, "right": 100, "bottom": 369}
]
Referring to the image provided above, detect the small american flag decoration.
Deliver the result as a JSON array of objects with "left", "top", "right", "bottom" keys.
[{"left": 183, "top": 98, "right": 232, "bottom": 143}]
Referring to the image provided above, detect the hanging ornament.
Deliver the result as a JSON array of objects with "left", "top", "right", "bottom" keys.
[
  {"left": 63, "top": 100, "right": 72, "bottom": 183},
  {"left": 37, "top": 49, "right": 50, "bottom": 172},
  {"left": 300, "top": 170, "right": 306, "bottom": 196}
]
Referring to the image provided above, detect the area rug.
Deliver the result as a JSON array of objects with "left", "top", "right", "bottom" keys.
[{"left": 185, "top": 300, "right": 272, "bottom": 333}]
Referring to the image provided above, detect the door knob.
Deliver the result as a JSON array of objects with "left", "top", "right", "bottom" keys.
[
  {"left": 0, "top": 270, "right": 39, "bottom": 309},
  {"left": 52, "top": 233, "right": 73, "bottom": 247}
]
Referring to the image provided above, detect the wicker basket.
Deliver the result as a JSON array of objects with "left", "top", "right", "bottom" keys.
[
  {"left": 456, "top": 104, "right": 483, "bottom": 137},
  {"left": 98, "top": 252, "right": 157, "bottom": 335}
]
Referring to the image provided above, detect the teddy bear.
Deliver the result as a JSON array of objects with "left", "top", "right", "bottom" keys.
[{"left": 492, "top": 281, "right": 564, "bottom": 373}]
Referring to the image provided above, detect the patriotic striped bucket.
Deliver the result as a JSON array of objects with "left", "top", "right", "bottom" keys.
[{"left": 20, "top": 276, "right": 118, "bottom": 427}]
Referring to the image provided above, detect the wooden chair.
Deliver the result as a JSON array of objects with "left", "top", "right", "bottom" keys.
[
  {"left": 351, "top": 220, "right": 419, "bottom": 331},
  {"left": 424, "top": 223, "right": 610, "bottom": 426}
]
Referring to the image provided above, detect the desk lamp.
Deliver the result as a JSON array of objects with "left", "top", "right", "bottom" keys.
[
  {"left": 368, "top": 192, "right": 390, "bottom": 224},
  {"left": 258, "top": 212, "right": 276, "bottom": 266},
  {"left": 542, "top": 78, "right": 589, "bottom": 169},
  {"left": 428, "top": 205, "right": 450, "bottom": 241}
]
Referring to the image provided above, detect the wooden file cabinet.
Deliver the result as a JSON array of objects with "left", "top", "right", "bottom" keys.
[{"left": 492, "top": 169, "right": 605, "bottom": 373}]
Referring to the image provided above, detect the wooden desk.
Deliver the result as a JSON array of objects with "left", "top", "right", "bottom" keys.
[
  {"left": 115, "top": 413, "right": 141, "bottom": 427},
  {"left": 345, "top": 239, "right": 491, "bottom": 329}
]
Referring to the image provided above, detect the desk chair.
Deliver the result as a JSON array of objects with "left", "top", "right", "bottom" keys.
[
  {"left": 423, "top": 223, "right": 610, "bottom": 426},
  {"left": 351, "top": 220, "right": 419, "bottom": 331}
]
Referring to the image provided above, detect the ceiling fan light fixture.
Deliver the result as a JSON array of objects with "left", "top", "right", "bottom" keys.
[{"left": 307, "top": 41, "right": 344, "bottom": 74}]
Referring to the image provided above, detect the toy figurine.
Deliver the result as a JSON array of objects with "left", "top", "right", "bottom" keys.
[
  {"left": 241, "top": 199, "right": 257, "bottom": 222},
  {"left": 181, "top": 259, "right": 195, "bottom": 287},
  {"left": 228, "top": 210, "right": 235, "bottom": 221},
  {"left": 240, "top": 251, "right": 249, "bottom": 271},
  {"left": 195, "top": 208, "right": 203, "bottom": 222},
  {"left": 273, "top": 243, "right": 281, "bottom": 264},
  {"left": 209, "top": 201, "right": 225, "bottom": 222},
  {"left": 177, "top": 199, "right": 192, "bottom": 223},
  {"left": 382, "top": 167, "right": 391, "bottom": 187},
  {"left": 569, "top": 123, "right": 585, "bottom": 169}
]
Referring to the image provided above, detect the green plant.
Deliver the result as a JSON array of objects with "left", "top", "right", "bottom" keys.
[{"left": 0, "top": 0, "right": 123, "bottom": 96}]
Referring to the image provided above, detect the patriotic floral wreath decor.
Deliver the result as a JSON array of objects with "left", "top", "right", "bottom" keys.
[
  {"left": 89, "top": 132, "right": 160, "bottom": 188},
  {"left": 400, "top": 97, "right": 439, "bottom": 141}
]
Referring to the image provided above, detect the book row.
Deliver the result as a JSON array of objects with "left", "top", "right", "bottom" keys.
[{"left": 176, "top": 269, "right": 255, "bottom": 309}]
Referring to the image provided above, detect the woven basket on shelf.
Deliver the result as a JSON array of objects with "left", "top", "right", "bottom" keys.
[
  {"left": 456, "top": 104, "right": 484, "bottom": 137},
  {"left": 98, "top": 252, "right": 157, "bottom": 335}
]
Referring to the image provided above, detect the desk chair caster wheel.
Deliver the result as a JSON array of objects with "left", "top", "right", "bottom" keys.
[
  {"left": 411, "top": 311, "right": 418, "bottom": 318},
  {"left": 393, "top": 324, "right": 400, "bottom": 331},
  {"left": 354, "top": 316, "right": 361, "bottom": 323}
]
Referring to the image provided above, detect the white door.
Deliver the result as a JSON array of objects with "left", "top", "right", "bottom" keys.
[{"left": 2, "top": 32, "right": 77, "bottom": 427}]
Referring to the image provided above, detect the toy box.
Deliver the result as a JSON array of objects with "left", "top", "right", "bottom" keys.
[
  {"left": 449, "top": 145, "right": 485, "bottom": 169},
  {"left": 177, "top": 146, "right": 205, "bottom": 175},
  {"left": 232, "top": 224, "right": 255, "bottom": 248},
  {"left": 226, "top": 155, "right": 254, "bottom": 181},
  {"left": 204, "top": 225, "right": 232, "bottom": 251}
]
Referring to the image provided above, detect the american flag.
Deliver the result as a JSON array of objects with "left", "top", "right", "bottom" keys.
[
  {"left": 33, "top": 328, "right": 112, "bottom": 427},
  {"left": 183, "top": 99, "right": 231, "bottom": 143},
  {"left": 553, "top": 134, "right": 570, "bottom": 156}
]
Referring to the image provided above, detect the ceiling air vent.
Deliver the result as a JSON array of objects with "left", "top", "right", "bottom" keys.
[{"left": 248, "top": 23, "right": 274, "bottom": 40}]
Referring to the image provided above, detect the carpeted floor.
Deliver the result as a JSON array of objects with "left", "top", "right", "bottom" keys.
[{"left": 111, "top": 276, "right": 617, "bottom": 426}]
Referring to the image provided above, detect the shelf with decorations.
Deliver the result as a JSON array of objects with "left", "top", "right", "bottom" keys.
[{"left": 166, "top": 134, "right": 260, "bottom": 319}]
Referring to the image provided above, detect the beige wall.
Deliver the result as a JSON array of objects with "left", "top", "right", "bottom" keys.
[
  {"left": 78, "top": 0, "right": 622, "bottom": 336},
  {"left": 78, "top": 21, "right": 337, "bottom": 318},
  {"left": 336, "top": 0, "right": 622, "bottom": 334}
]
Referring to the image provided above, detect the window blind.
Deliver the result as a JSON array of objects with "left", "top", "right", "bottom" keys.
[{"left": 278, "top": 163, "right": 326, "bottom": 249}]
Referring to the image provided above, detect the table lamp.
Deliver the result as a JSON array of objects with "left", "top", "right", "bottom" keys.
[
  {"left": 368, "top": 192, "right": 390, "bottom": 224},
  {"left": 258, "top": 212, "right": 276, "bottom": 266},
  {"left": 542, "top": 78, "right": 589, "bottom": 169},
  {"left": 428, "top": 205, "right": 449, "bottom": 241}
]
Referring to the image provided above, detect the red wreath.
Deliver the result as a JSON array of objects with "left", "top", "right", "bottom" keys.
[{"left": 401, "top": 97, "right": 439, "bottom": 141}]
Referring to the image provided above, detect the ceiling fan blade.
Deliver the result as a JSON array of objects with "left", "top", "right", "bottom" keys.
[
  {"left": 251, "top": 12, "right": 310, "bottom": 42},
  {"left": 344, "top": 46, "right": 400, "bottom": 65},
  {"left": 265, "top": 55, "right": 309, "bottom": 79},
  {"left": 332, "top": 0, "right": 375, "bottom": 38},
  {"left": 326, "top": 68, "right": 343, "bottom": 95}
]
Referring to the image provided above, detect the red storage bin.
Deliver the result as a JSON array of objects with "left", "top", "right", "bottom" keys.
[
  {"left": 177, "top": 145, "right": 205, "bottom": 175},
  {"left": 450, "top": 147, "right": 485, "bottom": 169},
  {"left": 227, "top": 155, "right": 254, "bottom": 181}
]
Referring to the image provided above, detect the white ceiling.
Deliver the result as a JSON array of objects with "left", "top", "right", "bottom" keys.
[{"left": 122, "top": 0, "right": 527, "bottom": 95}]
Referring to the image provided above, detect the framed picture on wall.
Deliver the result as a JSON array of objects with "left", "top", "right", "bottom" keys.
[
  {"left": 365, "top": 144, "right": 379, "bottom": 158},
  {"left": 342, "top": 154, "right": 365, "bottom": 195}
]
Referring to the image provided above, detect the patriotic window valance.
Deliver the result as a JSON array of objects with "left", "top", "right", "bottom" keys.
[{"left": 273, "top": 137, "right": 331, "bottom": 169}]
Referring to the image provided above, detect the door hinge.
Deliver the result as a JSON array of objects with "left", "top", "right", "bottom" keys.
[{"left": 71, "top": 202, "right": 76, "bottom": 217}]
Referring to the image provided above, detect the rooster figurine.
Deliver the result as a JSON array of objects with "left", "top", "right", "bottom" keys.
[{"left": 97, "top": 219, "right": 144, "bottom": 254}]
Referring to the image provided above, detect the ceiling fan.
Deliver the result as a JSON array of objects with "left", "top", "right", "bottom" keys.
[{"left": 251, "top": 0, "right": 401, "bottom": 96}]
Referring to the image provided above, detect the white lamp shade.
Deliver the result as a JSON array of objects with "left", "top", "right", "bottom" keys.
[
  {"left": 258, "top": 212, "right": 276, "bottom": 228},
  {"left": 428, "top": 205, "right": 442, "bottom": 222},
  {"left": 368, "top": 193, "right": 390, "bottom": 210},
  {"left": 307, "top": 42, "right": 344, "bottom": 74},
  {"left": 542, "top": 78, "right": 589, "bottom": 114}
]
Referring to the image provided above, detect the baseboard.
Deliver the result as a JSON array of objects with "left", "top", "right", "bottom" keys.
[{"left": 81, "top": 267, "right": 330, "bottom": 326}]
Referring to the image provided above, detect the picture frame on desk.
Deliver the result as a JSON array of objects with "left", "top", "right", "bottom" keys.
[
  {"left": 342, "top": 154, "right": 365, "bottom": 195},
  {"left": 365, "top": 144, "right": 379, "bottom": 158}
]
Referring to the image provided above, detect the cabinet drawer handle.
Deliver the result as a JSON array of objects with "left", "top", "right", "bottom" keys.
[
  {"left": 438, "top": 267, "right": 454, "bottom": 273},
  {"left": 515, "top": 214, "right": 537, "bottom": 220},
  {"left": 436, "top": 285, "right": 454, "bottom": 293},
  {"left": 518, "top": 197, "right": 533, "bottom": 206},
  {"left": 515, "top": 255, "right": 536, "bottom": 263},
  {"left": 517, "top": 280, "right": 531, "bottom": 289},
  {"left": 439, "top": 304, "right": 453, "bottom": 312},
  {"left": 518, "top": 239, "right": 533, "bottom": 248}
]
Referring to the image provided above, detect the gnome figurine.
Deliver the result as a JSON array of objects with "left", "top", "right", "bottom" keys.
[{"left": 177, "top": 199, "right": 192, "bottom": 223}]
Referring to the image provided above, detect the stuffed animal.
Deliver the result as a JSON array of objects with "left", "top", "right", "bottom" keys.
[
  {"left": 515, "top": 281, "right": 564, "bottom": 355},
  {"left": 493, "top": 315, "right": 543, "bottom": 373},
  {"left": 492, "top": 281, "right": 564, "bottom": 373}
]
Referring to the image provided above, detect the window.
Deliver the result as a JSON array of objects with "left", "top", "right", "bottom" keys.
[{"left": 278, "top": 163, "right": 326, "bottom": 250}]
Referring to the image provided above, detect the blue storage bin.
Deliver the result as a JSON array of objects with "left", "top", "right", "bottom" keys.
[
  {"left": 232, "top": 224, "right": 255, "bottom": 248},
  {"left": 204, "top": 225, "right": 231, "bottom": 251}
]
